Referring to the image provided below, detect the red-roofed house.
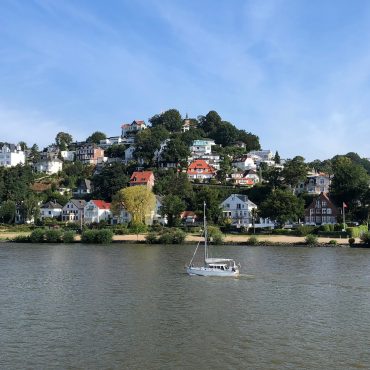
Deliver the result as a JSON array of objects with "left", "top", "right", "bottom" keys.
[
  {"left": 187, "top": 159, "right": 216, "bottom": 181},
  {"left": 121, "top": 120, "right": 147, "bottom": 137},
  {"left": 84, "top": 200, "right": 112, "bottom": 224},
  {"left": 129, "top": 171, "right": 155, "bottom": 190}
]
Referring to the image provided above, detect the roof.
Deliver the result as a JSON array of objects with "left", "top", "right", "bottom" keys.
[
  {"left": 91, "top": 200, "right": 111, "bottom": 209},
  {"left": 180, "top": 211, "right": 197, "bottom": 219},
  {"left": 41, "top": 201, "right": 63, "bottom": 209},
  {"left": 130, "top": 171, "right": 154, "bottom": 183},
  {"left": 69, "top": 199, "right": 87, "bottom": 209},
  {"left": 187, "top": 160, "right": 216, "bottom": 174}
]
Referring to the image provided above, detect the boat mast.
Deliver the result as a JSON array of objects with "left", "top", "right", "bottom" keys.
[{"left": 204, "top": 201, "right": 207, "bottom": 263}]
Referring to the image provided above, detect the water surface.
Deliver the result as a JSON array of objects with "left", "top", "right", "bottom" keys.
[{"left": 1, "top": 243, "right": 370, "bottom": 369}]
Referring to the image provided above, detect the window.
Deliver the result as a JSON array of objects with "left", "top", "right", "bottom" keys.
[
  {"left": 237, "top": 204, "right": 241, "bottom": 209},
  {"left": 327, "top": 208, "right": 332, "bottom": 215},
  {"left": 226, "top": 203, "right": 230, "bottom": 208},
  {"left": 322, "top": 208, "right": 327, "bottom": 214},
  {"left": 316, "top": 200, "right": 321, "bottom": 208},
  {"left": 322, "top": 201, "right": 327, "bottom": 207}
]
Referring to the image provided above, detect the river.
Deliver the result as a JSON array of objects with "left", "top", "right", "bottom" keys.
[{"left": 1, "top": 243, "right": 370, "bottom": 369}]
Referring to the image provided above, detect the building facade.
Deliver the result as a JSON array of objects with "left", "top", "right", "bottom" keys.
[
  {"left": 0, "top": 144, "right": 25, "bottom": 167},
  {"left": 304, "top": 192, "right": 341, "bottom": 225}
]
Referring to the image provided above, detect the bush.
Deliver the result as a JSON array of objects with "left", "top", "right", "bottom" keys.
[
  {"left": 45, "top": 229, "right": 63, "bottom": 243},
  {"left": 29, "top": 229, "right": 45, "bottom": 243},
  {"left": 129, "top": 223, "right": 147, "bottom": 234},
  {"left": 81, "top": 229, "right": 113, "bottom": 244},
  {"left": 247, "top": 235, "right": 259, "bottom": 245},
  {"left": 295, "top": 225, "right": 316, "bottom": 236},
  {"left": 328, "top": 239, "right": 337, "bottom": 246},
  {"left": 113, "top": 225, "right": 129, "bottom": 235},
  {"left": 305, "top": 234, "right": 318, "bottom": 245},
  {"left": 63, "top": 231, "right": 76, "bottom": 243},
  {"left": 208, "top": 226, "right": 224, "bottom": 245},
  {"left": 272, "top": 229, "right": 292, "bottom": 235},
  {"left": 348, "top": 237, "right": 356, "bottom": 247},
  {"left": 346, "top": 225, "right": 368, "bottom": 238},
  {"left": 360, "top": 232, "right": 370, "bottom": 246},
  {"left": 158, "top": 229, "right": 186, "bottom": 244},
  {"left": 145, "top": 232, "right": 158, "bottom": 244}
]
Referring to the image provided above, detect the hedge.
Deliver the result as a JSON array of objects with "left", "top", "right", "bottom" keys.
[
  {"left": 81, "top": 229, "right": 113, "bottom": 244},
  {"left": 346, "top": 225, "right": 368, "bottom": 238}
]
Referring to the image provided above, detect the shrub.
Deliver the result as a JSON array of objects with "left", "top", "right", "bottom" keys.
[
  {"left": 295, "top": 225, "right": 316, "bottom": 236},
  {"left": 328, "top": 239, "right": 337, "bottom": 246},
  {"left": 63, "top": 231, "right": 76, "bottom": 243},
  {"left": 272, "top": 228, "right": 292, "bottom": 235},
  {"left": 348, "top": 238, "right": 356, "bottom": 247},
  {"left": 247, "top": 235, "right": 259, "bottom": 245},
  {"left": 45, "top": 229, "right": 63, "bottom": 243},
  {"left": 129, "top": 223, "right": 147, "bottom": 234},
  {"left": 81, "top": 229, "right": 113, "bottom": 244},
  {"left": 360, "top": 232, "right": 370, "bottom": 246},
  {"left": 29, "top": 229, "right": 45, "bottom": 243},
  {"left": 346, "top": 225, "right": 368, "bottom": 238},
  {"left": 145, "top": 232, "right": 158, "bottom": 244},
  {"left": 305, "top": 234, "right": 318, "bottom": 246},
  {"left": 158, "top": 229, "right": 186, "bottom": 244},
  {"left": 208, "top": 226, "right": 224, "bottom": 245},
  {"left": 113, "top": 225, "right": 129, "bottom": 235}
]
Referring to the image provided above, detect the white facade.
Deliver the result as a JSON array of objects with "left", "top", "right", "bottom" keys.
[
  {"left": 190, "top": 139, "right": 215, "bottom": 156},
  {"left": 40, "top": 201, "right": 63, "bottom": 220},
  {"left": 232, "top": 157, "right": 257, "bottom": 171},
  {"left": 62, "top": 199, "right": 86, "bottom": 223},
  {"left": 34, "top": 159, "right": 63, "bottom": 174},
  {"left": 220, "top": 194, "right": 257, "bottom": 227},
  {"left": 0, "top": 144, "right": 25, "bottom": 167},
  {"left": 248, "top": 150, "right": 274, "bottom": 161},
  {"left": 60, "top": 150, "right": 75, "bottom": 161},
  {"left": 99, "top": 136, "right": 124, "bottom": 148},
  {"left": 84, "top": 200, "right": 111, "bottom": 224},
  {"left": 124, "top": 145, "right": 136, "bottom": 163}
]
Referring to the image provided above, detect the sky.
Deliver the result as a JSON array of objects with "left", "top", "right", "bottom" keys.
[{"left": 1, "top": 0, "right": 370, "bottom": 160}]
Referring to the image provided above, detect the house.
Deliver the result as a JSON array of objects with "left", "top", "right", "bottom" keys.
[
  {"left": 296, "top": 172, "right": 331, "bottom": 195},
  {"left": 99, "top": 136, "right": 124, "bottom": 148},
  {"left": 121, "top": 120, "right": 147, "bottom": 137},
  {"left": 62, "top": 199, "right": 86, "bottom": 223},
  {"left": 73, "top": 179, "right": 92, "bottom": 197},
  {"left": 231, "top": 169, "right": 260, "bottom": 186},
  {"left": 76, "top": 144, "right": 105, "bottom": 165},
  {"left": 60, "top": 150, "right": 75, "bottom": 161},
  {"left": 188, "top": 139, "right": 220, "bottom": 170},
  {"left": 129, "top": 171, "right": 155, "bottom": 189},
  {"left": 34, "top": 158, "right": 63, "bottom": 174},
  {"left": 40, "top": 201, "right": 63, "bottom": 220},
  {"left": 0, "top": 144, "right": 25, "bottom": 167},
  {"left": 305, "top": 192, "right": 341, "bottom": 225},
  {"left": 84, "top": 200, "right": 111, "bottom": 224},
  {"left": 247, "top": 150, "right": 274, "bottom": 161},
  {"left": 187, "top": 159, "right": 216, "bottom": 181},
  {"left": 232, "top": 155, "right": 257, "bottom": 171},
  {"left": 220, "top": 194, "right": 257, "bottom": 228}
]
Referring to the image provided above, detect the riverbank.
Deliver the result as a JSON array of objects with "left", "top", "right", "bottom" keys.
[{"left": 0, "top": 231, "right": 358, "bottom": 245}]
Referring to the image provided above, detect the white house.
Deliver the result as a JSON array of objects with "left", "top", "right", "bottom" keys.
[
  {"left": 84, "top": 200, "right": 111, "bottom": 224},
  {"left": 220, "top": 194, "right": 257, "bottom": 227},
  {"left": 0, "top": 144, "right": 25, "bottom": 167},
  {"left": 99, "top": 136, "right": 124, "bottom": 148},
  {"left": 40, "top": 201, "right": 63, "bottom": 220},
  {"left": 62, "top": 199, "right": 86, "bottom": 223},
  {"left": 60, "top": 150, "right": 75, "bottom": 161},
  {"left": 34, "top": 158, "right": 63, "bottom": 174},
  {"left": 124, "top": 145, "right": 136, "bottom": 163},
  {"left": 190, "top": 139, "right": 215, "bottom": 156},
  {"left": 232, "top": 156, "right": 257, "bottom": 171},
  {"left": 296, "top": 172, "right": 331, "bottom": 195},
  {"left": 121, "top": 120, "right": 147, "bottom": 137}
]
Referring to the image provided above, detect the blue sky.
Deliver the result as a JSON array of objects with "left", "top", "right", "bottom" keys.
[{"left": 1, "top": 0, "right": 370, "bottom": 160}]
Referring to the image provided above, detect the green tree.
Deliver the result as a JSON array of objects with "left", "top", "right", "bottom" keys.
[
  {"left": 105, "top": 144, "right": 126, "bottom": 159},
  {"left": 0, "top": 200, "right": 16, "bottom": 224},
  {"left": 161, "top": 195, "right": 185, "bottom": 227},
  {"left": 160, "top": 137, "right": 190, "bottom": 166},
  {"left": 150, "top": 109, "right": 183, "bottom": 132},
  {"left": 259, "top": 189, "right": 304, "bottom": 226},
  {"left": 111, "top": 186, "right": 156, "bottom": 225},
  {"left": 92, "top": 163, "right": 130, "bottom": 201},
  {"left": 274, "top": 151, "right": 281, "bottom": 164},
  {"left": 86, "top": 131, "right": 106, "bottom": 144},
  {"left": 134, "top": 126, "right": 170, "bottom": 165},
  {"left": 29, "top": 144, "right": 40, "bottom": 163},
  {"left": 195, "top": 187, "right": 222, "bottom": 223},
  {"left": 282, "top": 156, "right": 308, "bottom": 189},
  {"left": 55, "top": 132, "right": 73, "bottom": 150},
  {"left": 18, "top": 141, "right": 28, "bottom": 151},
  {"left": 330, "top": 156, "right": 369, "bottom": 208}
]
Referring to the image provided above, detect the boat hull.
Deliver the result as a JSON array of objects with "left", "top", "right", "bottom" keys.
[{"left": 186, "top": 266, "right": 239, "bottom": 277}]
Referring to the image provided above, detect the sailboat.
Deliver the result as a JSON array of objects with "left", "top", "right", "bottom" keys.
[{"left": 186, "top": 202, "right": 240, "bottom": 277}]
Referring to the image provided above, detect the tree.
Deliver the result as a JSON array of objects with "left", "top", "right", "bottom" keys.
[
  {"left": 105, "top": 144, "right": 126, "bottom": 159},
  {"left": 18, "top": 141, "right": 28, "bottom": 151},
  {"left": 149, "top": 109, "right": 183, "bottom": 132},
  {"left": 259, "top": 189, "right": 304, "bottom": 226},
  {"left": 0, "top": 200, "right": 16, "bottom": 224},
  {"left": 111, "top": 186, "right": 156, "bottom": 225},
  {"left": 282, "top": 156, "right": 308, "bottom": 189},
  {"left": 237, "top": 130, "right": 261, "bottom": 151},
  {"left": 160, "top": 137, "right": 190, "bottom": 166},
  {"left": 92, "top": 163, "right": 130, "bottom": 201},
  {"left": 161, "top": 195, "right": 185, "bottom": 227},
  {"left": 55, "top": 132, "right": 73, "bottom": 150},
  {"left": 195, "top": 187, "right": 222, "bottom": 223},
  {"left": 29, "top": 144, "right": 40, "bottom": 163},
  {"left": 198, "top": 110, "right": 222, "bottom": 134},
  {"left": 134, "top": 126, "right": 170, "bottom": 165},
  {"left": 86, "top": 131, "right": 106, "bottom": 144},
  {"left": 274, "top": 151, "right": 281, "bottom": 164},
  {"left": 330, "top": 156, "right": 369, "bottom": 208}
]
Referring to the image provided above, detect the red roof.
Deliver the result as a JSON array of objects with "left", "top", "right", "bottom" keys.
[
  {"left": 187, "top": 160, "right": 216, "bottom": 175},
  {"left": 92, "top": 200, "right": 111, "bottom": 209},
  {"left": 130, "top": 171, "right": 154, "bottom": 183}
]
